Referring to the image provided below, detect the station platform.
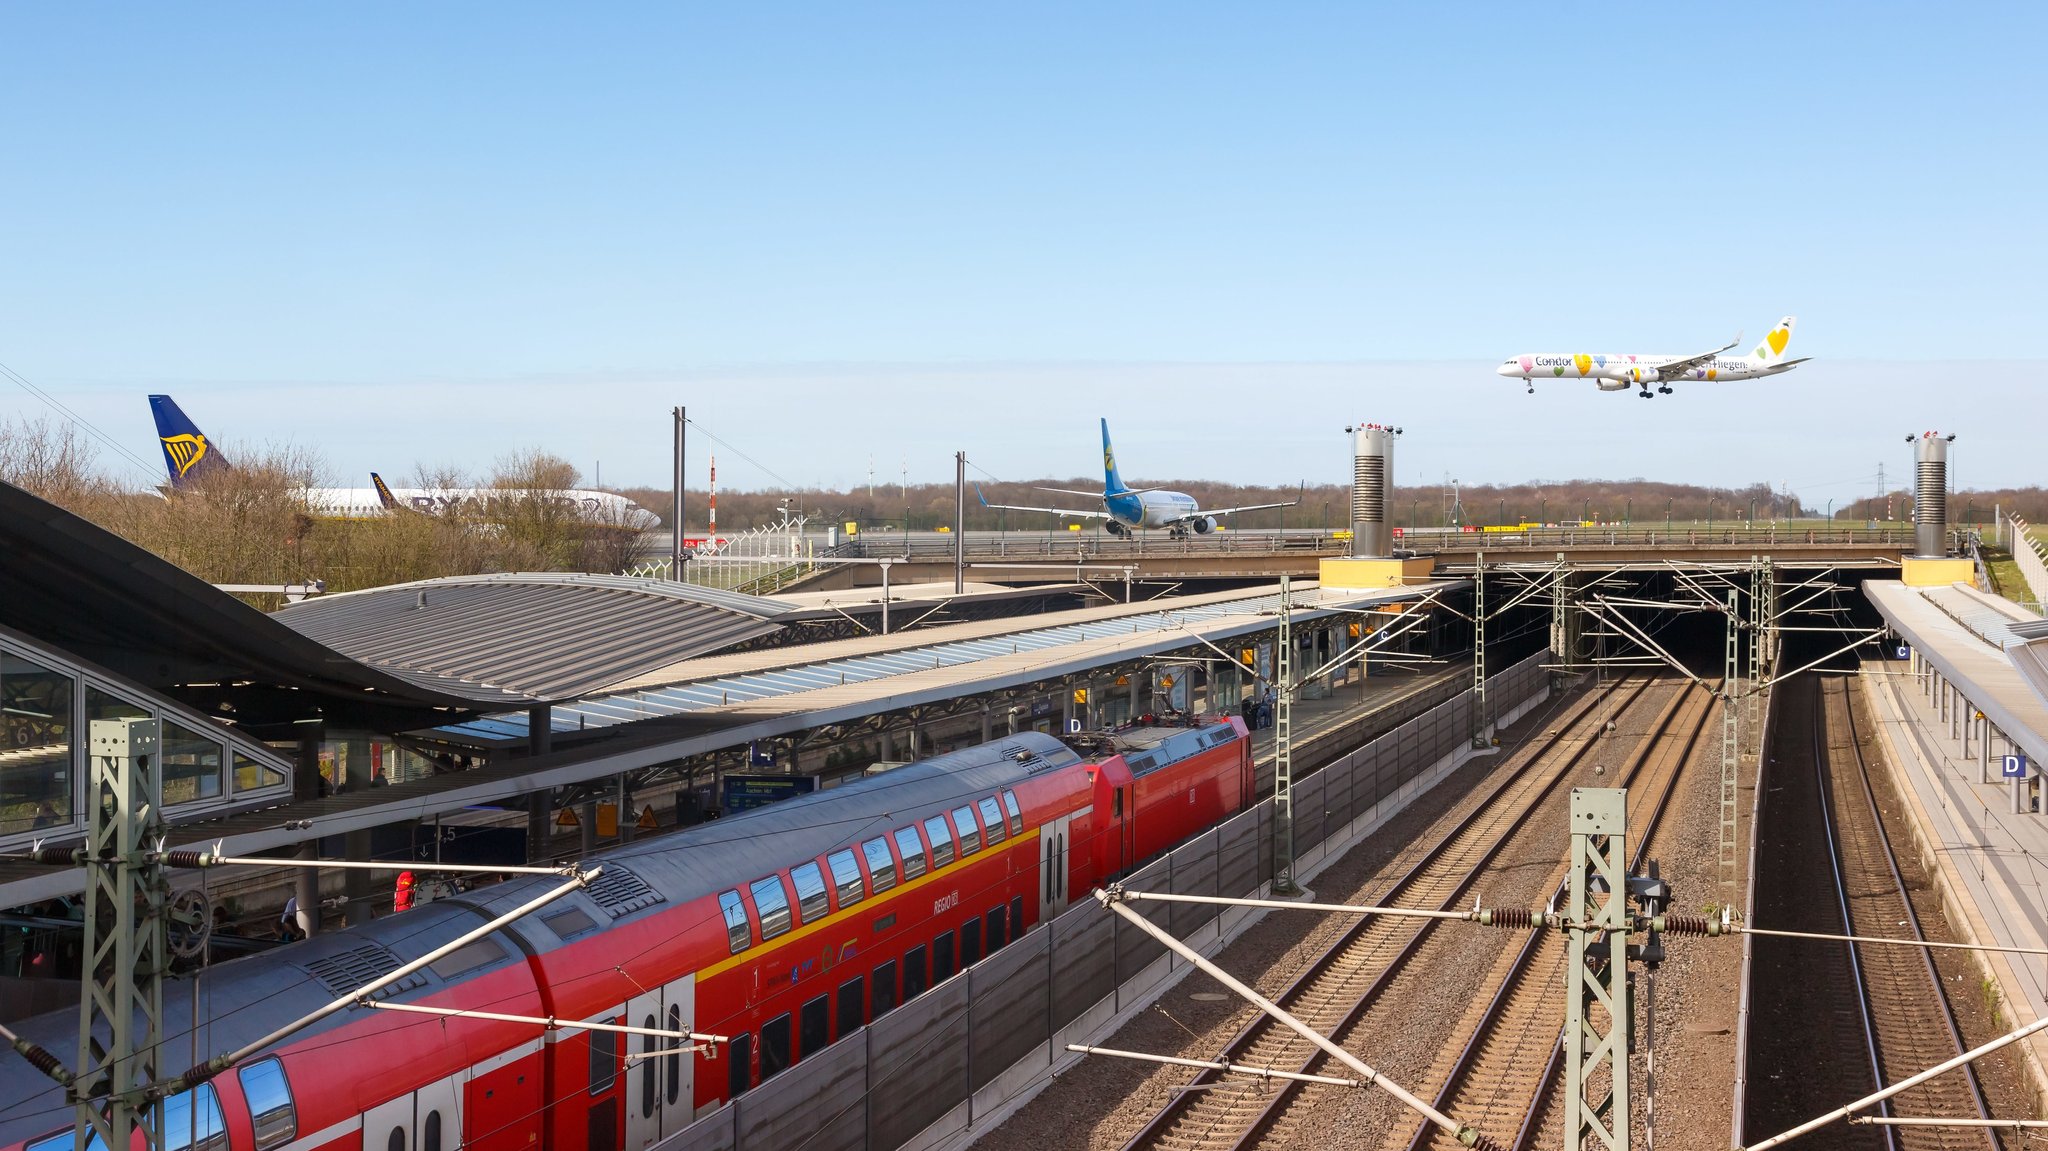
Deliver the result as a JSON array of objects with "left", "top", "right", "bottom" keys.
[{"left": 1860, "top": 639, "right": 2048, "bottom": 1106}]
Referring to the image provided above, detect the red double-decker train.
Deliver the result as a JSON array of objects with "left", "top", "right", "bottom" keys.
[{"left": 2, "top": 719, "right": 1253, "bottom": 1151}]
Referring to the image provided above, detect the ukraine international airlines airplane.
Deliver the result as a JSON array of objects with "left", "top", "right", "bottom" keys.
[
  {"left": 1498, "top": 316, "right": 1808, "bottom": 397},
  {"left": 149, "top": 395, "right": 659, "bottom": 527},
  {"left": 977, "top": 418, "right": 1298, "bottom": 538}
]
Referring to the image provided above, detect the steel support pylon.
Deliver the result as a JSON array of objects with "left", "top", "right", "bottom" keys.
[
  {"left": 1471, "top": 553, "right": 1489, "bottom": 748},
  {"left": 1719, "top": 588, "right": 1741, "bottom": 888},
  {"left": 1564, "top": 787, "right": 1629, "bottom": 1151},
  {"left": 1273, "top": 576, "right": 1299, "bottom": 894},
  {"left": 76, "top": 717, "right": 167, "bottom": 1151}
]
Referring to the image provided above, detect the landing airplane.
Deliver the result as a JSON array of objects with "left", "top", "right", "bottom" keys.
[
  {"left": 1497, "top": 315, "right": 1809, "bottom": 398},
  {"left": 149, "top": 395, "right": 659, "bottom": 528},
  {"left": 977, "top": 418, "right": 1299, "bottom": 539}
]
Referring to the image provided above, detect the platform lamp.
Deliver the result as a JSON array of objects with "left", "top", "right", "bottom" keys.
[
  {"left": 1666, "top": 497, "right": 1672, "bottom": 532},
  {"left": 1625, "top": 497, "right": 1632, "bottom": 526},
  {"left": 1497, "top": 498, "right": 1505, "bottom": 526}
]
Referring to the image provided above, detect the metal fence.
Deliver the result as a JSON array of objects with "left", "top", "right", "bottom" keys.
[
  {"left": 658, "top": 651, "right": 1550, "bottom": 1151},
  {"left": 2007, "top": 515, "right": 2048, "bottom": 612}
]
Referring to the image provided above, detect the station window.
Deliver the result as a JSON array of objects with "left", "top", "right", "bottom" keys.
[
  {"left": 923, "top": 815, "right": 956, "bottom": 868},
  {"left": 977, "top": 797, "right": 1005, "bottom": 845},
  {"left": 161, "top": 721, "right": 225, "bottom": 805},
  {"left": 951, "top": 806, "right": 982, "bottom": 855},
  {"left": 750, "top": 877, "right": 793, "bottom": 940},
  {"left": 827, "top": 848, "right": 865, "bottom": 907},
  {"left": 163, "top": 1082, "right": 229, "bottom": 1151},
  {"left": 233, "top": 752, "right": 288, "bottom": 796},
  {"left": 718, "top": 890, "right": 751, "bottom": 954},
  {"left": 862, "top": 837, "right": 899, "bottom": 891},
  {"left": 790, "top": 862, "right": 829, "bottom": 924},
  {"left": 1002, "top": 791, "right": 1024, "bottom": 836},
  {"left": 238, "top": 1058, "right": 297, "bottom": 1150},
  {"left": 0, "top": 651, "right": 73, "bottom": 836},
  {"left": 893, "top": 826, "right": 928, "bottom": 879}
]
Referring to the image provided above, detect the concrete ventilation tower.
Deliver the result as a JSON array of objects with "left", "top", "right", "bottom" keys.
[
  {"left": 1350, "top": 423, "right": 1397, "bottom": 559},
  {"left": 1323, "top": 423, "right": 1435, "bottom": 590},
  {"left": 1901, "top": 430, "right": 1970, "bottom": 586}
]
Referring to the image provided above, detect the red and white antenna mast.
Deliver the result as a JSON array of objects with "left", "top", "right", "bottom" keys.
[{"left": 708, "top": 455, "right": 718, "bottom": 538}]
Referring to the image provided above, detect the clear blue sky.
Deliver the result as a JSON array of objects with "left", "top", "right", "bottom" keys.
[{"left": 3, "top": 3, "right": 2042, "bottom": 498}]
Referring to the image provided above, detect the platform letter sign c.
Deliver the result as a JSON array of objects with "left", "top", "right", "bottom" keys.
[
  {"left": 1895, "top": 644, "right": 1910, "bottom": 660},
  {"left": 2003, "top": 754, "right": 2028, "bottom": 779}
]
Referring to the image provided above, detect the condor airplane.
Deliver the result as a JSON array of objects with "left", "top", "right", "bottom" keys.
[
  {"left": 150, "top": 395, "right": 659, "bottom": 528},
  {"left": 1498, "top": 315, "right": 1808, "bottom": 397},
  {"left": 977, "top": 418, "right": 1298, "bottom": 538}
]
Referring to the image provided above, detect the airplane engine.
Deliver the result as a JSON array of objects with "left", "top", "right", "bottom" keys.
[
  {"left": 1596, "top": 379, "right": 1632, "bottom": 391},
  {"left": 1191, "top": 516, "right": 1218, "bottom": 534}
]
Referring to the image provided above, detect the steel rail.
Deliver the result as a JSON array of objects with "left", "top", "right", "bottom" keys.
[
  {"left": 1833, "top": 676, "right": 1998, "bottom": 1150},
  {"left": 1810, "top": 677, "right": 1901, "bottom": 1151},
  {"left": 1388, "top": 681, "right": 1715, "bottom": 1151},
  {"left": 1119, "top": 672, "right": 1656, "bottom": 1151}
]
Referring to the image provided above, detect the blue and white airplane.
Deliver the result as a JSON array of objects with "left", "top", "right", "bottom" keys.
[{"left": 977, "top": 419, "right": 1298, "bottom": 538}]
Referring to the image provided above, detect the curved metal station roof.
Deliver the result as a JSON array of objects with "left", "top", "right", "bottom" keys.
[
  {"left": 1865, "top": 580, "right": 2048, "bottom": 769},
  {"left": 271, "top": 572, "right": 790, "bottom": 702},
  {"left": 0, "top": 480, "right": 522, "bottom": 728}
]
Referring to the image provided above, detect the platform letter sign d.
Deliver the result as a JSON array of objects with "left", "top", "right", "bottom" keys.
[{"left": 2003, "top": 754, "right": 2028, "bottom": 779}]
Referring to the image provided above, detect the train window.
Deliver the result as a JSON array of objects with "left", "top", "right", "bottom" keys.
[
  {"left": 987, "top": 906, "right": 1008, "bottom": 950},
  {"left": 961, "top": 918, "right": 982, "bottom": 967},
  {"left": 978, "top": 797, "right": 1006, "bottom": 845},
  {"left": 932, "top": 931, "right": 956, "bottom": 982},
  {"left": 423, "top": 1111, "right": 443, "bottom": 1151},
  {"left": 861, "top": 837, "right": 898, "bottom": 891},
  {"left": 951, "top": 806, "right": 982, "bottom": 855},
  {"left": 667, "top": 1004, "right": 684, "bottom": 1105},
  {"left": 589, "top": 1027, "right": 618, "bottom": 1095},
  {"left": 761, "top": 1015, "right": 792, "bottom": 1081},
  {"left": 1003, "top": 791, "right": 1024, "bottom": 836},
  {"left": 790, "top": 861, "right": 830, "bottom": 924},
  {"left": 718, "top": 890, "right": 751, "bottom": 954},
  {"left": 750, "top": 876, "right": 793, "bottom": 940},
  {"left": 827, "top": 848, "right": 865, "bottom": 908},
  {"left": 923, "top": 816, "right": 955, "bottom": 868},
  {"left": 387, "top": 1129, "right": 404, "bottom": 1151},
  {"left": 429, "top": 937, "right": 506, "bottom": 981},
  {"left": 1113, "top": 788, "right": 1124, "bottom": 819},
  {"left": 163, "top": 1082, "right": 228, "bottom": 1151},
  {"left": 728, "top": 1032, "right": 752, "bottom": 1097},
  {"left": 1009, "top": 896, "right": 1024, "bottom": 940},
  {"left": 894, "top": 826, "right": 928, "bottom": 879},
  {"left": 902, "top": 944, "right": 929, "bottom": 999},
  {"left": 542, "top": 906, "right": 599, "bottom": 940},
  {"left": 641, "top": 1008, "right": 659, "bottom": 1118},
  {"left": 837, "top": 976, "right": 864, "bottom": 1036},
  {"left": 238, "top": 1057, "right": 297, "bottom": 1150},
  {"left": 800, "top": 995, "right": 830, "bottom": 1060},
  {"left": 872, "top": 959, "right": 899, "bottom": 1017}
]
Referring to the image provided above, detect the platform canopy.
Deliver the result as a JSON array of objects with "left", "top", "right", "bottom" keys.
[
  {"left": 270, "top": 572, "right": 791, "bottom": 702},
  {"left": 0, "top": 480, "right": 522, "bottom": 733}
]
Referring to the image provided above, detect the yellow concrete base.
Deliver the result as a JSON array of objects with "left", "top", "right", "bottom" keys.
[
  {"left": 1899, "top": 556, "right": 1975, "bottom": 587},
  {"left": 1318, "top": 556, "right": 1438, "bottom": 589}
]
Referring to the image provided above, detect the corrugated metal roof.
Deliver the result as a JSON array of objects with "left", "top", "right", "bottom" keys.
[{"left": 273, "top": 573, "right": 791, "bottom": 702}]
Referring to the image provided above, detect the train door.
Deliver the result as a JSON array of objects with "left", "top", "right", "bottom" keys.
[
  {"left": 626, "top": 973, "right": 697, "bottom": 1150},
  {"left": 1121, "top": 785, "right": 1137, "bottom": 868},
  {"left": 1040, "top": 815, "right": 1073, "bottom": 918}
]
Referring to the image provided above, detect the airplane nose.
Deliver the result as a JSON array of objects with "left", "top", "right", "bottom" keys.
[{"left": 1496, "top": 362, "right": 1515, "bottom": 376}]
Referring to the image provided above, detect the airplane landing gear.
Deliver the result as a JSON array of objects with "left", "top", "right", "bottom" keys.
[
  {"left": 1639, "top": 390, "right": 1654, "bottom": 398},
  {"left": 1657, "top": 385, "right": 1673, "bottom": 394},
  {"left": 1527, "top": 383, "right": 1535, "bottom": 395}
]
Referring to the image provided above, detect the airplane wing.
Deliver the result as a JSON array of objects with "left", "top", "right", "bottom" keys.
[
  {"left": 1033, "top": 485, "right": 1165, "bottom": 497},
  {"left": 1657, "top": 331, "right": 1743, "bottom": 378},
  {"left": 975, "top": 484, "right": 1112, "bottom": 519},
  {"left": 1184, "top": 484, "right": 1304, "bottom": 521}
]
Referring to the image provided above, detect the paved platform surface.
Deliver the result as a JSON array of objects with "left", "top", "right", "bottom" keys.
[{"left": 1861, "top": 658, "right": 2048, "bottom": 1101}]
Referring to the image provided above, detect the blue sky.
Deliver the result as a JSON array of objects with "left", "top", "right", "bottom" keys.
[{"left": 2, "top": 4, "right": 2042, "bottom": 496}]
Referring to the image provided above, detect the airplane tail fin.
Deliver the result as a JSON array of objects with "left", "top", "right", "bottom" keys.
[
  {"left": 148, "top": 394, "right": 230, "bottom": 487},
  {"left": 1751, "top": 316, "right": 1796, "bottom": 363},
  {"left": 370, "top": 472, "right": 401, "bottom": 510},
  {"left": 1100, "top": 418, "right": 1129, "bottom": 495}
]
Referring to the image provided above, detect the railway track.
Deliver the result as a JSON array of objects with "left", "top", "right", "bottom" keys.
[
  {"left": 1391, "top": 679, "right": 1719, "bottom": 1151},
  {"left": 1811, "top": 675, "right": 1997, "bottom": 1151},
  {"left": 1121, "top": 673, "right": 1675, "bottom": 1151}
]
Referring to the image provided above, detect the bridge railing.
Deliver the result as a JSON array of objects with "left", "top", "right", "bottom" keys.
[{"left": 2007, "top": 515, "right": 2048, "bottom": 613}]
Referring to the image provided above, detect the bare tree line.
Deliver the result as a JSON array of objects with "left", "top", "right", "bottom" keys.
[{"left": 0, "top": 417, "right": 646, "bottom": 602}]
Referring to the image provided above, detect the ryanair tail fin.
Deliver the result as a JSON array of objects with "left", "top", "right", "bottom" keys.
[
  {"left": 370, "top": 472, "right": 401, "bottom": 510},
  {"left": 1100, "top": 418, "right": 1129, "bottom": 496},
  {"left": 1752, "top": 316, "right": 1796, "bottom": 363},
  {"left": 148, "top": 395, "right": 230, "bottom": 487}
]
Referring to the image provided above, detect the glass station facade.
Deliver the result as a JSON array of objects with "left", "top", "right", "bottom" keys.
[{"left": 0, "top": 626, "right": 293, "bottom": 847}]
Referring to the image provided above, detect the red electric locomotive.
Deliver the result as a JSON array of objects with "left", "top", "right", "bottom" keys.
[{"left": 1, "top": 720, "right": 1253, "bottom": 1151}]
